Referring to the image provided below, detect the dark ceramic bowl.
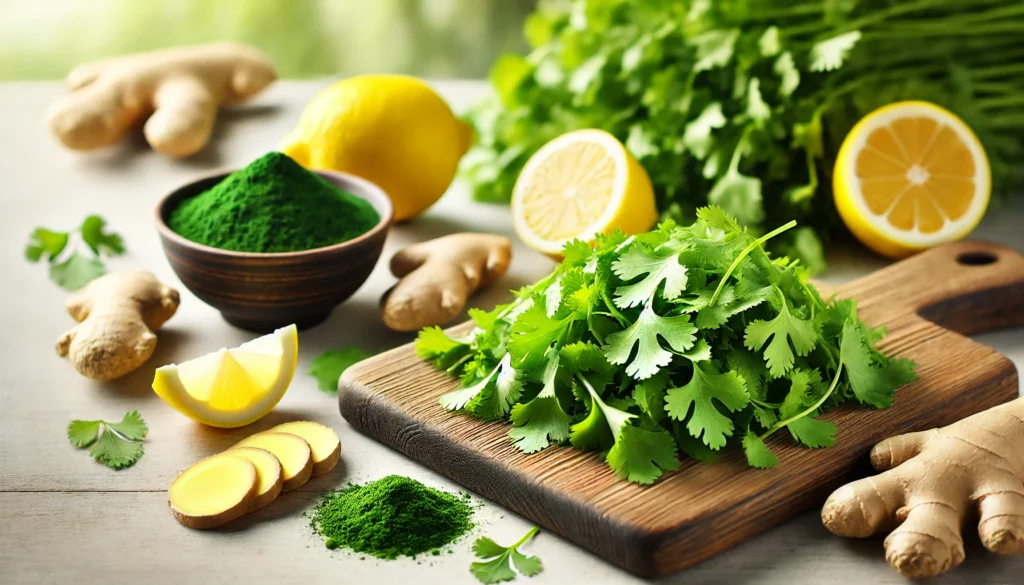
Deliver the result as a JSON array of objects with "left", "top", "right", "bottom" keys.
[{"left": 156, "top": 169, "right": 393, "bottom": 332}]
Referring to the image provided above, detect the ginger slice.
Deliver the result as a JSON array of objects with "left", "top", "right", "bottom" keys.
[
  {"left": 233, "top": 432, "right": 312, "bottom": 491},
  {"left": 270, "top": 421, "right": 341, "bottom": 476},
  {"left": 227, "top": 447, "right": 283, "bottom": 511},
  {"left": 168, "top": 454, "right": 257, "bottom": 529}
]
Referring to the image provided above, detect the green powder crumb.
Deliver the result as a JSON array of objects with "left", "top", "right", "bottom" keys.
[
  {"left": 311, "top": 475, "right": 474, "bottom": 560},
  {"left": 169, "top": 151, "right": 379, "bottom": 253}
]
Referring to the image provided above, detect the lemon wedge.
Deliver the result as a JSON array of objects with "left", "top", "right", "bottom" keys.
[
  {"left": 153, "top": 325, "right": 298, "bottom": 428},
  {"left": 511, "top": 129, "right": 658, "bottom": 257},
  {"left": 833, "top": 101, "right": 991, "bottom": 258}
]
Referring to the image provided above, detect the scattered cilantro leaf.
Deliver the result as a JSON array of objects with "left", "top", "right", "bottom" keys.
[
  {"left": 470, "top": 527, "right": 542, "bottom": 584},
  {"left": 25, "top": 228, "right": 68, "bottom": 262},
  {"left": 50, "top": 252, "right": 105, "bottom": 292},
  {"left": 24, "top": 215, "right": 126, "bottom": 290},
  {"left": 67, "top": 411, "right": 147, "bottom": 469},
  {"left": 80, "top": 215, "right": 126, "bottom": 256},
  {"left": 309, "top": 346, "right": 373, "bottom": 393}
]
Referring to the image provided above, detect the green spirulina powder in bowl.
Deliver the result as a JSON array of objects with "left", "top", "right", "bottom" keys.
[
  {"left": 168, "top": 151, "right": 380, "bottom": 253},
  {"left": 311, "top": 475, "right": 474, "bottom": 559}
]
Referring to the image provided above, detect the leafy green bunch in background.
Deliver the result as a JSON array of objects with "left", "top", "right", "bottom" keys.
[
  {"left": 418, "top": 207, "right": 916, "bottom": 483},
  {"left": 464, "top": 0, "right": 1024, "bottom": 270}
]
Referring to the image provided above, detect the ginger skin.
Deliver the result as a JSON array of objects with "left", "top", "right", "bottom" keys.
[
  {"left": 381, "top": 233, "right": 512, "bottom": 332},
  {"left": 47, "top": 42, "right": 276, "bottom": 158},
  {"left": 56, "top": 271, "right": 180, "bottom": 381},
  {"left": 822, "top": 397, "right": 1024, "bottom": 579}
]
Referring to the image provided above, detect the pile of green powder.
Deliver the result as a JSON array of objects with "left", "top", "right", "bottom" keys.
[
  {"left": 168, "top": 151, "right": 380, "bottom": 253},
  {"left": 310, "top": 475, "right": 474, "bottom": 559}
]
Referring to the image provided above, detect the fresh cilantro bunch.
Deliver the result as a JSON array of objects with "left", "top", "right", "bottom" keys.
[
  {"left": 417, "top": 207, "right": 916, "bottom": 483},
  {"left": 25, "top": 215, "right": 125, "bottom": 290},
  {"left": 465, "top": 0, "right": 1024, "bottom": 271}
]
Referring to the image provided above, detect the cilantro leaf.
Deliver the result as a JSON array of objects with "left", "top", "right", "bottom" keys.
[
  {"left": 106, "top": 410, "right": 149, "bottom": 441},
  {"left": 91, "top": 428, "right": 145, "bottom": 469},
  {"left": 67, "top": 411, "right": 147, "bottom": 469},
  {"left": 80, "top": 215, "right": 126, "bottom": 256},
  {"left": 470, "top": 527, "right": 542, "bottom": 584},
  {"left": 682, "top": 102, "right": 726, "bottom": 159},
  {"left": 508, "top": 304, "right": 573, "bottom": 369},
  {"left": 665, "top": 363, "right": 749, "bottom": 449},
  {"left": 744, "top": 297, "right": 817, "bottom": 377},
  {"left": 690, "top": 28, "right": 739, "bottom": 72},
  {"left": 25, "top": 228, "right": 68, "bottom": 262},
  {"left": 611, "top": 244, "right": 687, "bottom": 308},
  {"left": 787, "top": 416, "right": 837, "bottom": 448},
  {"left": 809, "top": 31, "right": 862, "bottom": 72},
  {"left": 773, "top": 52, "right": 800, "bottom": 98},
  {"left": 509, "top": 356, "right": 572, "bottom": 453},
  {"left": 416, "top": 326, "right": 472, "bottom": 370},
  {"left": 49, "top": 252, "right": 105, "bottom": 291},
  {"left": 742, "top": 429, "right": 778, "bottom": 469},
  {"left": 309, "top": 346, "right": 373, "bottom": 393},
  {"left": 606, "top": 424, "right": 680, "bottom": 484},
  {"left": 603, "top": 304, "right": 697, "bottom": 380},
  {"left": 67, "top": 419, "right": 102, "bottom": 447},
  {"left": 840, "top": 320, "right": 895, "bottom": 408},
  {"left": 440, "top": 354, "right": 522, "bottom": 419}
]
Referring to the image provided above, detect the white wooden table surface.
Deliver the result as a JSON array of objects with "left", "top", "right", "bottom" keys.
[{"left": 1, "top": 81, "right": 1022, "bottom": 585}]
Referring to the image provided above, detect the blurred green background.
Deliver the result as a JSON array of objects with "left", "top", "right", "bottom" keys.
[{"left": 0, "top": 0, "right": 537, "bottom": 80}]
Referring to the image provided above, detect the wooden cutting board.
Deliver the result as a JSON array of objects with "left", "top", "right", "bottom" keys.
[{"left": 339, "top": 241, "right": 1024, "bottom": 577}]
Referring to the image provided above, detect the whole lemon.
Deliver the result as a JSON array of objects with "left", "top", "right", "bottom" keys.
[{"left": 279, "top": 75, "right": 472, "bottom": 221}]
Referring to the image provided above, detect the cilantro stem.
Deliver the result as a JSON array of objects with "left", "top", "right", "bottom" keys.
[
  {"left": 514, "top": 526, "right": 540, "bottom": 548},
  {"left": 708, "top": 220, "right": 797, "bottom": 308},
  {"left": 760, "top": 362, "right": 843, "bottom": 442},
  {"left": 601, "top": 290, "right": 629, "bottom": 326}
]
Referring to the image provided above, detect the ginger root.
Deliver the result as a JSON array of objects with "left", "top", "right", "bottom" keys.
[
  {"left": 56, "top": 271, "right": 180, "bottom": 381},
  {"left": 822, "top": 397, "right": 1024, "bottom": 579},
  {"left": 381, "top": 233, "right": 512, "bottom": 332},
  {"left": 47, "top": 42, "right": 275, "bottom": 158}
]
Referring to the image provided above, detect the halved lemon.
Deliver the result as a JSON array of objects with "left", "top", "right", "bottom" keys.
[
  {"left": 153, "top": 325, "right": 299, "bottom": 428},
  {"left": 511, "top": 129, "right": 658, "bottom": 257},
  {"left": 834, "top": 101, "right": 990, "bottom": 258}
]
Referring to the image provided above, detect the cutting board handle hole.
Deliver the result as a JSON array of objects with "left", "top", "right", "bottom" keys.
[{"left": 956, "top": 251, "right": 998, "bottom": 266}]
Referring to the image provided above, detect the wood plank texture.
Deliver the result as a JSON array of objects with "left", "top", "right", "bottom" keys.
[{"left": 340, "top": 241, "right": 1024, "bottom": 577}]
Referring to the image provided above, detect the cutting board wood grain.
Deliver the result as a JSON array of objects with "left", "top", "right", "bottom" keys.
[{"left": 339, "top": 241, "right": 1024, "bottom": 577}]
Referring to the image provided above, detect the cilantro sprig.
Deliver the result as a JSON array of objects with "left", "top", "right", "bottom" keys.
[
  {"left": 470, "top": 527, "right": 542, "bottom": 584},
  {"left": 67, "top": 411, "right": 148, "bottom": 469},
  {"left": 25, "top": 215, "right": 125, "bottom": 291},
  {"left": 418, "top": 207, "right": 916, "bottom": 483}
]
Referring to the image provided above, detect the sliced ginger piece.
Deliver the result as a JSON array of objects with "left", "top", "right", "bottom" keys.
[
  {"left": 227, "top": 447, "right": 283, "bottom": 511},
  {"left": 233, "top": 432, "right": 312, "bottom": 491},
  {"left": 270, "top": 421, "right": 341, "bottom": 476},
  {"left": 169, "top": 454, "right": 257, "bottom": 529}
]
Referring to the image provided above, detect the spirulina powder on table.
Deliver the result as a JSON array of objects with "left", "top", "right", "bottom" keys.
[{"left": 311, "top": 475, "right": 474, "bottom": 559}]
